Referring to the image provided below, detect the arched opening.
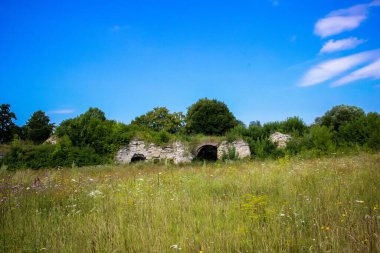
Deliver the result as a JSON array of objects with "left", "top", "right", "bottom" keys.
[
  {"left": 195, "top": 145, "right": 218, "bottom": 161},
  {"left": 131, "top": 154, "right": 146, "bottom": 163}
]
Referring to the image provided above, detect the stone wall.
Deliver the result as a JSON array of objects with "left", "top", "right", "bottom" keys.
[
  {"left": 115, "top": 140, "right": 193, "bottom": 164},
  {"left": 116, "top": 139, "right": 251, "bottom": 164},
  {"left": 217, "top": 140, "right": 251, "bottom": 159},
  {"left": 269, "top": 132, "right": 292, "bottom": 148}
]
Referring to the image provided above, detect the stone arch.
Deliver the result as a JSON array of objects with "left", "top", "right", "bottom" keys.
[
  {"left": 194, "top": 144, "right": 218, "bottom": 161},
  {"left": 131, "top": 154, "right": 146, "bottom": 163}
]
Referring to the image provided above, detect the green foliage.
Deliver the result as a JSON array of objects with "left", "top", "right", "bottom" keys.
[
  {"left": 55, "top": 108, "right": 117, "bottom": 155},
  {"left": 249, "top": 138, "right": 284, "bottom": 159},
  {"left": 316, "top": 105, "right": 365, "bottom": 131},
  {"left": 221, "top": 146, "right": 238, "bottom": 161},
  {"left": 304, "top": 125, "right": 335, "bottom": 156},
  {"left": 3, "top": 102, "right": 380, "bottom": 168},
  {"left": 131, "top": 107, "right": 185, "bottom": 134},
  {"left": 186, "top": 98, "right": 238, "bottom": 135},
  {"left": 262, "top": 117, "right": 306, "bottom": 137},
  {"left": 0, "top": 104, "right": 17, "bottom": 143},
  {"left": 2, "top": 138, "right": 103, "bottom": 170},
  {"left": 225, "top": 124, "right": 247, "bottom": 142},
  {"left": 25, "top": 110, "right": 54, "bottom": 144},
  {"left": 281, "top": 116, "right": 307, "bottom": 136}
]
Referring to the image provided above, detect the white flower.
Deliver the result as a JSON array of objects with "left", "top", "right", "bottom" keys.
[
  {"left": 170, "top": 244, "right": 181, "bottom": 250},
  {"left": 279, "top": 213, "right": 286, "bottom": 217},
  {"left": 89, "top": 190, "right": 103, "bottom": 197},
  {"left": 355, "top": 200, "right": 364, "bottom": 203}
]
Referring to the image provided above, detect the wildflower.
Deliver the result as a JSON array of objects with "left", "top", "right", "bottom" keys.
[
  {"left": 88, "top": 190, "right": 103, "bottom": 197},
  {"left": 170, "top": 244, "right": 181, "bottom": 250},
  {"left": 355, "top": 200, "right": 364, "bottom": 203},
  {"left": 279, "top": 213, "right": 285, "bottom": 217},
  {"left": 321, "top": 226, "right": 325, "bottom": 230}
]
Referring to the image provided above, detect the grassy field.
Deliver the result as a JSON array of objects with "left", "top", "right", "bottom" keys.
[{"left": 1, "top": 153, "right": 380, "bottom": 252}]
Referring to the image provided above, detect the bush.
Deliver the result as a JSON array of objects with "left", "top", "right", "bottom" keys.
[
  {"left": 304, "top": 125, "right": 335, "bottom": 156},
  {"left": 3, "top": 138, "right": 103, "bottom": 170}
]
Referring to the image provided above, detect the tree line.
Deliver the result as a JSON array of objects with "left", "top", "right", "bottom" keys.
[{"left": 1, "top": 99, "right": 380, "bottom": 169}]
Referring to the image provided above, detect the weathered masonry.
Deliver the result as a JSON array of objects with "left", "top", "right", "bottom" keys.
[{"left": 115, "top": 140, "right": 251, "bottom": 164}]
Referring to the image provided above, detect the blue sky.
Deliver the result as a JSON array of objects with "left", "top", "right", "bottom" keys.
[{"left": 1, "top": 0, "right": 380, "bottom": 126}]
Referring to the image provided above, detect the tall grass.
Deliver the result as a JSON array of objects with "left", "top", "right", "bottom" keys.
[{"left": 1, "top": 153, "right": 379, "bottom": 252}]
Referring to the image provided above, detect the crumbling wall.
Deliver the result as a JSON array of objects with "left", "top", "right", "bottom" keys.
[{"left": 116, "top": 139, "right": 251, "bottom": 164}]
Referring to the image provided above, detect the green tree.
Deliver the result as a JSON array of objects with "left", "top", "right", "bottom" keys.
[
  {"left": 131, "top": 107, "right": 185, "bottom": 134},
  {"left": 306, "top": 125, "right": 335, "bottom": 155},
  {"left": 0, "top": 104, "right": 17, "bottom": 143},
  {"left": 25, "top": 110, "right": 54, "bottom": 144},
  {"left": 282, "top": 116, "right": 307, "bottom": 136},
  {"left": 186, "top": 98, "right": 238, "bottom": 135},
  {"left": 55, "top": 108, "right": 117, "bottom": 154},
  {"left": 316, "top": 105, "right": 365, "bottom": 131}
]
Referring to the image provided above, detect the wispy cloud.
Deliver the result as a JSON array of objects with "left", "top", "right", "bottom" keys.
[
  {"left": 48, "top": 109, "right": 75, "bottom": 115},
  {"left": 320, "top": 37, "right": 366, "bottom": 54},
  {"left": 314, "top": 1, "right": 380, "bottom": 38},
  {"left": 332, "top": 59, "right": 380, "bottom": 87},
  {"left": 299, "top": 49, "right": 380, "bottom": 87}
]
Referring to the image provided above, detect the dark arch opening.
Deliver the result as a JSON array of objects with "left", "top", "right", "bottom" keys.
[
  {"left": 131, "top": 154, "right": 146, "bottom": 163},
  {"left": 195, "top": 145, "right": 218, "bottom": 161}
]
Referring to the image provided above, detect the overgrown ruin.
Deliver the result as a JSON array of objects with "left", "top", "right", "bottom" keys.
[{"left": 115, "top": 139, "right": 251, "bottom": 164}]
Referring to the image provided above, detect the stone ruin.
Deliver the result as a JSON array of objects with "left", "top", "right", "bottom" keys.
[
  {"left": 269, "top": 132, "right": 292, "bottom": 148},
  {"left": 115, "top": 139, "right": 251, "bottom": 164}
]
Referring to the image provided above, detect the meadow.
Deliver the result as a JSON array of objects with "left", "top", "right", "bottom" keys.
[{"left": 1, "top": 153, "right": 379, "bottom": 252}]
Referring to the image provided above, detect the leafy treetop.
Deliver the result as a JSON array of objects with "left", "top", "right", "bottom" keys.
[
  {"left": 186, "top": 98, "right": 238, "bottom": 136},
  {"left": 131, "top": 107, "right": 185, "bottom": 134},
  {"left": 0, "top": 104, "right": 17, "bottom": 143}
]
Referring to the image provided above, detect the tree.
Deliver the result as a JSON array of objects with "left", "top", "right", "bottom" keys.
[
  {"left": 186, "top": 98, "right": 238, "bottom": 135},
  {"left": 131, "top": 107, "right": 185, "bottom": 134},
  {"left": 306, "top": 125, "right": 335, "bottom": 155},
  {"left": 315, "top": 105, "right": 365, "bottom": 131},
  {"left": 55, "top": 108, "right": 117, "bottom": 154},
  {"left": 25, "top": 110, "right": 54, "bottom": 144},
  {"left": 0, "top": 104, "right": 17, "bottom": 143},
  {"left": 282, "top": 116, "right": 307, "bottom": 136}
]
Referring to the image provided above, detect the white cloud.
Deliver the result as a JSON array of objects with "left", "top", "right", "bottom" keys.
[
  {"left": 332, "top": 59, "right": 380, "bottom": 86},
  {"left": 49, "top": 109, "right": 75, "bottom": 115},
  {"left": 314, "top": 1, "right": 380, "bottom": 38},
  {"left": 299, "top": 49, "right": 380, "bottom": 87},
  {"left": 320, "top": 37, "right": 366, "bottom": 54}
]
